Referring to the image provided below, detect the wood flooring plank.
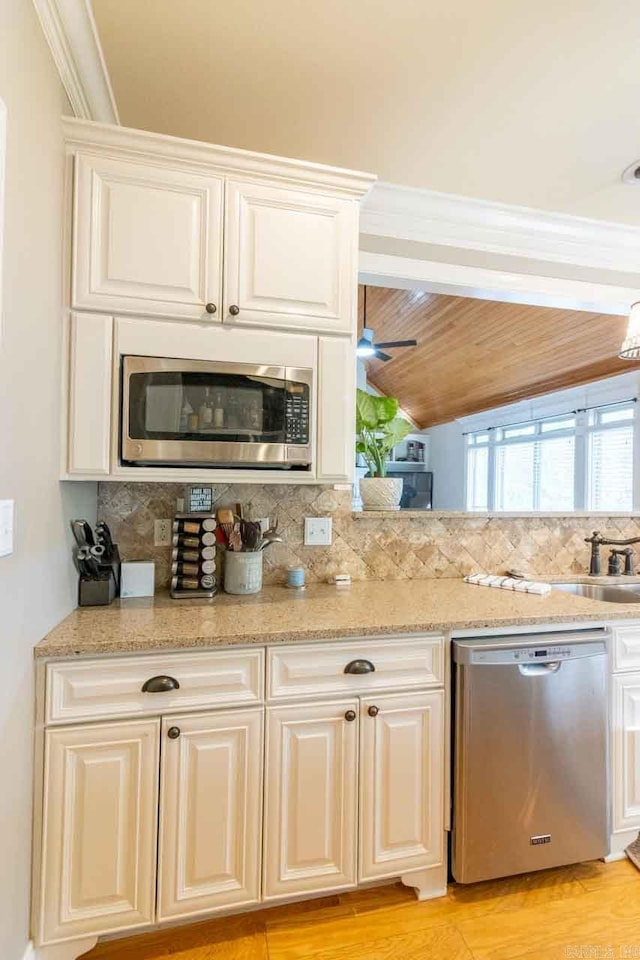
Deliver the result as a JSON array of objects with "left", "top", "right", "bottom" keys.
[
  {"left": 82, "top": 915, "right": 267, "bottom": 960},
  {"left": 457, "top": 883, "right": 640, "bottom": 960},
  {"left": 81, "top": 861, "right": 640, "bottom": 960},
  {"left": 291, "top": 923, "right": 474, "bottom": 960},
  {"left": 572, "top": 857, "right": 640, "bottom": 892},
  {"left": 266, "top": 900, "right": 455, "bottom": 960}
]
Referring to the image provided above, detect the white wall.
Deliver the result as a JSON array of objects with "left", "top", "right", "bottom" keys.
[
  {"left": 425, "top": 420, "right": 466, "bottom": 509},
  {"left": 0, "top": 4, "right": 96, "bottom": 956}
]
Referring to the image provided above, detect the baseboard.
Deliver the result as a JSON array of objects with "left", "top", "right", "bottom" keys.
[
  {"left": 22, "top": 942, "right": 36, "bottom": 960},
  {"left": 607, "top": 829, "right": 638, "bottom": 861}
]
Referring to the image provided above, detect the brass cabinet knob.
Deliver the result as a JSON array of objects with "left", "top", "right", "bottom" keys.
[
  {"left": 344, "top": 710, "right": 356, "bottom": 722},
  {"left": 167, "top": 726, "right": 181, "bottom": 739},
  {"left": 368, "top": 705, "right": 379, "bottom": 718},
  {"left": 205, "top": 302, "right": 217, "bottom": 314},
  {"left": 229, "top": 304, "right": 240, "bottom": 316}
]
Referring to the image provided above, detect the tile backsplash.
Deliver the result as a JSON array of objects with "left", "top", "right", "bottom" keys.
[{"left": 97, "top": 482, "right": 640, "bottom": 588}]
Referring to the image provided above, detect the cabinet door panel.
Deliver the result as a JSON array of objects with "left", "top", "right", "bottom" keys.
[
  {"left": 40, "top": 720, "right": 159, "bottom": 945},
  {"left": 264, "top": 701, "right": 358, "bottom": 898},
  {"left": 158, "top": 709, "right": 263, "bottom": 920},
  {"left": 359, "top": 691, "right": 444, "bottom": 881},
  {"left": 67, "top": 313, "right": 112, "bottom": 475},
  {"left": 317, "top": 336, "right": 355, "bottom": 480},
  {"left": 613, "top": 674, "right": 640, "bottom": 831},
  {"left": 73, "top": 155, "right": 222, "bottom": 320},
  {"left": 224, "top": 180, "right": 356, "bottom": 332}
]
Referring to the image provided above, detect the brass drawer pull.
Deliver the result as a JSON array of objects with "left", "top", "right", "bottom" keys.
[
  {"left": 344, "top": 659, "right": 375, "bottom": 675},
  {"left": 141, "top": 675, "right": 180, "bottom": 693}
]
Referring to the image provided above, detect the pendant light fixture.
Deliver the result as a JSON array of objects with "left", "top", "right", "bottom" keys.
[{"left": 620, "top": 302, "right": 640, "bottom": 359}]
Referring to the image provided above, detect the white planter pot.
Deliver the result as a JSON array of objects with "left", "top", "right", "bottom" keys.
[{"left": 359, "top": 476, "right": 403, "bottom": 511}]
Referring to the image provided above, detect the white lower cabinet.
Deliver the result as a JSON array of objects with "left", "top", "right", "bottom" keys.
[
  {"left": 158, "top": 709, "right": 263, "bottom": 920},
  {"left": 359, "top": 691, "right": 444, "bottom": 881},
  {"left": 39, "top": 720, "right": 160, "bottom": 945},
  {"left": 263, "top": 700, "right": 359, "bottom": 899},
  {"left": 612, "top": 673, "right": 640, "bottom": 832},
  {"left": 35, "top": 639, "right": 446, "bottom": 956}
]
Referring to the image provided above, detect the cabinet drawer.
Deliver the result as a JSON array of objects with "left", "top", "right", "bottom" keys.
[
  {"left": 46, "top": 649, "right": 264, "bottom": 723},
  {"left": 267, "top": 636, "right": 444, "bottom": 701},
  {"left": 614, "top": 624, "right": 640, "bottom": 672}
]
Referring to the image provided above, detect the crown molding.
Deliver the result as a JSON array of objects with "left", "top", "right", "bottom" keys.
[
  {"left": 32, "top": 0, "right": 119, "bottom": 123},
  {"left": 361, "top": 181, "right": 640, "bottom": 275},
  {"left": 62, "top": 117, "right": 377, "bottom": 197}
]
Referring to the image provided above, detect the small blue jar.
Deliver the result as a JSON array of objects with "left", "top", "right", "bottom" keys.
[{"left": 287, "top": 565, "right": 306, "bottom": 589}]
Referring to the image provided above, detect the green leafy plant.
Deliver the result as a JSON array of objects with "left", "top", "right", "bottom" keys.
[{"left": 355, "top": 388, "right": 412, "bottom": 478}]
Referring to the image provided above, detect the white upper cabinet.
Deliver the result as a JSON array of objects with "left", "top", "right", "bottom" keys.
[
  {"left": 73, "top": 154, "right": 223, "bottom": 320},
  {"left": 223, "top": 180, "right": 357, "bottom": 333},
  {"left": 66, "top": 120, "right": 374, "bottom": 334}
]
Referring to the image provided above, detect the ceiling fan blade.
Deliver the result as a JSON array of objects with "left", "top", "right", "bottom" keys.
[
  {"left": 374, "top": 350, "right": 393, "bottom": 362},
  {"left": 375, "top": 339, "right": 418, "bottom": 349}
]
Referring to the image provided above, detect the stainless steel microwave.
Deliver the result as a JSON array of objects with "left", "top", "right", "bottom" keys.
[{"left": 121, "top": 356, "right": 313, "bottom": 469}]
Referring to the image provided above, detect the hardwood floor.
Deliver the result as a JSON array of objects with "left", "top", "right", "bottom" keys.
[{"left": 83, "top": 860, "right": 640, "bottom": 960}]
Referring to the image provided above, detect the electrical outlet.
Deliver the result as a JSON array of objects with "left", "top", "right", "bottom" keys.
[
  {"left": 0, "top": 500, "right": 14, "bottom": 558},
  {"left": 154, "top": 518, "right": 172, "bottom": 546},
  {"left": 304, "top": 517, "right": 332, "bottom": 546}
]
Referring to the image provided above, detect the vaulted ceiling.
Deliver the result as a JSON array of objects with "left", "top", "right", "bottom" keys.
[
  {"left": 91, "top": 0, "right": 640, "bottom": 225},
  {"left": 359, "top": 286, "right": 639, "bottom": 428}
]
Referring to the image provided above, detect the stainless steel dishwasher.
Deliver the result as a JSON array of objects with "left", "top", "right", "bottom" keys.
[{"left": 452, "top": 630, "right": 609, "bottom": 884}]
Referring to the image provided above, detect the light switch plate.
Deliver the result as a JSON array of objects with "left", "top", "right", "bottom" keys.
[
  {"left": 0, "top": 500, "right": 14, "bottom": 557},
  {"left": 304, "top": 517, "right": 332, "bottom": 546}
]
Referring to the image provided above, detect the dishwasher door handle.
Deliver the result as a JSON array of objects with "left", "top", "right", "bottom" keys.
[{"left": 518, "top": 661, "right": 562, "bottom": 676}]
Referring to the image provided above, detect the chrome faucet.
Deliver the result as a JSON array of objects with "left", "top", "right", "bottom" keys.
[{"left": 585, "top": 531, "right": 640, "bottom": 576}]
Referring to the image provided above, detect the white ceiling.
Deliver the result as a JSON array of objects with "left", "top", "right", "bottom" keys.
[{"left": 91, "top": 0, "right": 640, "bottom": 225}]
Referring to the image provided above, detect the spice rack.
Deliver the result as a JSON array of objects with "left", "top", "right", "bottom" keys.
[{"left": 170, "top": 513, "right": 217, "bottom": 599}]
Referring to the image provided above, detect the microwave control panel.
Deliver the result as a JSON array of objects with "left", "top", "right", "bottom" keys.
[{"left": 285, "top": 384, "right": 310, "bottom": 445}]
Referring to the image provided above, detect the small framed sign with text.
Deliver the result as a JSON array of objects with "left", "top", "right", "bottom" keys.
[{"left": 188, "top": 486, "right": 214, "bottom": 514}]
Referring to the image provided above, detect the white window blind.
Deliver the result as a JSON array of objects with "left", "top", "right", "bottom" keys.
[
  {"left": 587, "top": 403, "right": 635, "bottom": 511},
  {"left": 493, "top": 424, "right": 575, "bottom": 512},
  {"left": 465, "top": 402, "right": 637, "bottom": 512},
  {"left": 467, "top": 441, "right": 489, "bottom": 511}
]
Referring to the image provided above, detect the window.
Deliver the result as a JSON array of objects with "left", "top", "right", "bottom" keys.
[
  {"left": 587, "top": 403, "right": 635, "bottom": 511},
  {"left": 466, "top": 434, "right": 489, "bottom": 511},
  {"left": 466, "top": 402, "right": 637, "bottom": 512}
]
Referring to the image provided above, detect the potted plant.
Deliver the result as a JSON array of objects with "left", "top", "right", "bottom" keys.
[{"left": 356, "top": 388, "right": 412, "bottom": 510}]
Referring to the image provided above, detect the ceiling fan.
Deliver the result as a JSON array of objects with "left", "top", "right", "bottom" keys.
[{"left": 356, "top": 285, "right": 418, "bottom": 361}]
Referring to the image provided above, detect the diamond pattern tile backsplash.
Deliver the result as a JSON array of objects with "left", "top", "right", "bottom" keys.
[{"left": 97, "top": 482, "right": 640, "bottom": 588}]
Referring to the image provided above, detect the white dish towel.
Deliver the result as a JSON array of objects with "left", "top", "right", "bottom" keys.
[{"left": 464, "top": 573, "right": 552, "bottom": 596}]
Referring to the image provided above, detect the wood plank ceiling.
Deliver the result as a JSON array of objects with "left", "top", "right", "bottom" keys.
[{"left": 359, "top": 286, "right": 639, "bottom": 428}]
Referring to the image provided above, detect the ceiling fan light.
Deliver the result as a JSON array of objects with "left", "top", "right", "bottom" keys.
[
  {"left": 356, "top": 338, "right": 376, "bottom": 358},
  {"left": 620, "top": 302, "right": 640, "bottom": 359}
]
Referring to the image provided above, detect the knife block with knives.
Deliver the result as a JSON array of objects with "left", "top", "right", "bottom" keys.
[{"left": 71, "top": 519, "right": 121, "bottom": 607}]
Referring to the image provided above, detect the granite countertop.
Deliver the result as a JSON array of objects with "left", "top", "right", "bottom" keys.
[{"left": 36, "top": 578, "right": 640, "bottom": 659}]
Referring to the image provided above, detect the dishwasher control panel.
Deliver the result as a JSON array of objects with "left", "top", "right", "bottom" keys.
[{"left": 454, "top": 635, "right": 608, "bottom": 666}]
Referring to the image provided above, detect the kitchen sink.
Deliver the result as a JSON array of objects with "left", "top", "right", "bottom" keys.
[{"left": 553, "top": 582, "right": 640, "bottom": 603}]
